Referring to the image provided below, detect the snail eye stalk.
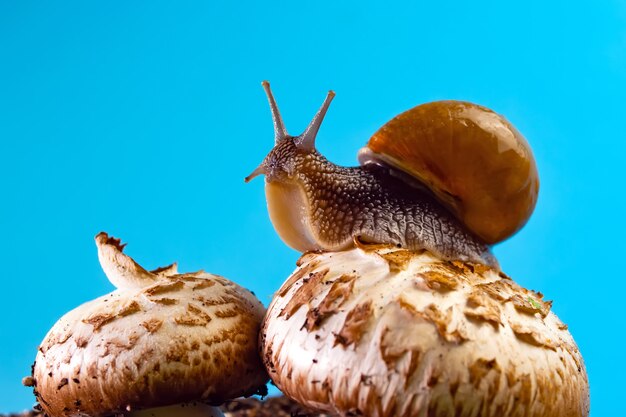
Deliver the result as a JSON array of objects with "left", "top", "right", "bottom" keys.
[
  {"left": 295, "top": 90, "right": 335, "bottom": 152},
  {"left": 262, "top": 81, "right": 288, "bottom": 144}
]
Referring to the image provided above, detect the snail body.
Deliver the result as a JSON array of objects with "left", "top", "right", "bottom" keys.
[
  {"left": 249, "top": 137, "right": 496, "bottom": 267},
  {"left": 246, "top": 82, "right": 539, "bottom": 269}
]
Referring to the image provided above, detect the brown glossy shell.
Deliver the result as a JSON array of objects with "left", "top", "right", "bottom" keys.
[{"left": 361, "top": 101, "right": 539, "bottom": 244}]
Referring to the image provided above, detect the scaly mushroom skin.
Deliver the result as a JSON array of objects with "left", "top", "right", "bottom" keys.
[
  {"left": 30, "top": 233, "right": 268, "bottom": 417},
  {"left": 261, "top": 244, "right": 589, "bottom": 417}
]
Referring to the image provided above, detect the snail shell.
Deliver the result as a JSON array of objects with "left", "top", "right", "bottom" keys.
[{"left": 359, "top": 101, "right": 539, "bottom": 244}]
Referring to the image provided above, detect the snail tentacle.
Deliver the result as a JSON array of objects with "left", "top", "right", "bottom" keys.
[
  {"left": 295, "top": 90, "right": 335, "bottom": 152},
  {"left": 261, "top": 80, "right": 288, "bottom": 143}
]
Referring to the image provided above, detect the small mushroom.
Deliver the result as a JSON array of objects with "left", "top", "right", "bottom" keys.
[
  {"left": 28, "top": 232, "right": 268, "bottom": 417},
  {"left": 261, "top": 244, "right": 589, "bottom": 417}
]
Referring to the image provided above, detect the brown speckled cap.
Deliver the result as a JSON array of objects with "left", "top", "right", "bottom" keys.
[
  {"left": 29, "top": 233, "right": 268, "bottom": 417},
  {"left": 261, "top": 244, "right": 590, "bottom": 417}
]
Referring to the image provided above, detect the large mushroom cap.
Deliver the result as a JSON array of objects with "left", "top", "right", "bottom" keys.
[
  {"left": 31, "top": 233, "right": 268, "bottom": 417},
  {"left": 261, "top": 245, "right": 589, "bottom": 417}
]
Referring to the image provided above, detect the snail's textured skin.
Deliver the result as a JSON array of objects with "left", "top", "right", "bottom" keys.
[
  {"left": 262, "top": 139, "right": 497, "bottom": 268},
  {"left": 261, "top": 245, "right": 589, "bottom": 417}
]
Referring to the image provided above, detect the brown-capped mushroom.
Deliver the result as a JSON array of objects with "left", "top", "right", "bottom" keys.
[
  {"left": 28, "top": 232, "right": 268, "bottom": 417},
  {"left": 261, "top": 244, "right": 589, "bottom": 417}
]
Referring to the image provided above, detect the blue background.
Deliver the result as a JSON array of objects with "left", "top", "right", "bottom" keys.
[{"left": 1, "top": 1, "right": 624, "bottom": 414}]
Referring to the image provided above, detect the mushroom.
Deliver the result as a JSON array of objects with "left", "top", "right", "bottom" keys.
[
  {"left": 27, "top": 232, "right": 268, "bottom": 417},
  {"left": 261, "top": 243, "right": 590, "bottom": 417}
]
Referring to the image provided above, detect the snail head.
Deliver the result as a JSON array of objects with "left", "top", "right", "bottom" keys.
[{"left": 245, "top": 81, "right": 335, "bottom": 183}]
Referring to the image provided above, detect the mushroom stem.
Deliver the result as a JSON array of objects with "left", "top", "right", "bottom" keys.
[{"left": 128, "top": 402, "right": 224, "bottom": 417}]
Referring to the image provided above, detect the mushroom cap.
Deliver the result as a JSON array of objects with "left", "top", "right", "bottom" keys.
[
  {"left": 31, "top": 233, "right": 268, "bottom": 417},
  {"left": 261, "top": 244, "right": 589, "bottom": 417}
]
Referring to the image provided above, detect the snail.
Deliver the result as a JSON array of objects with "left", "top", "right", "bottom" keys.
[{"left": 245, "top": 82, "right": 539, "bottom": 269}]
